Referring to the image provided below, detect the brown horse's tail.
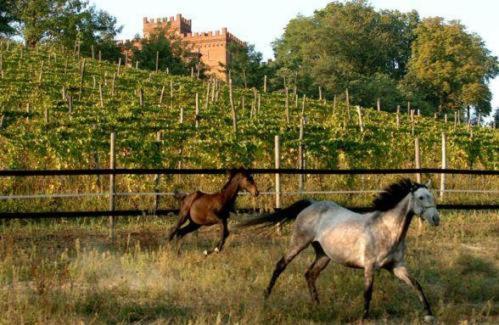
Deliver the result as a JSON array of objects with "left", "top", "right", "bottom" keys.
[
  {"left": 173, "top": 189, "right": 188, "bottom": 201},
  {"left": 238, "top": 199, "right": 313, "bottom": 228}
]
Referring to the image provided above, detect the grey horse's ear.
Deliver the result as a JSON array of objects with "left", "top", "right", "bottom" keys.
[{"left": 425, "top": 179, "right": 432, "bottom": 188}]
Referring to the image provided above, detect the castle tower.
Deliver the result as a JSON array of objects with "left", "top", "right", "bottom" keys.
[{"left": 142, "top": 14, "right": 245, "bottom": 80}]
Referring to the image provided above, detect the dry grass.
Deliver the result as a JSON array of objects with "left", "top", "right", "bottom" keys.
[{"left": 0, "top": 211, "right": 497, "bottom": 324}]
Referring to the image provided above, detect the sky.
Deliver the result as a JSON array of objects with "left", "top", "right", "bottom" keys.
[{"left": 90, "top": 0, "right": 499, "bottom": 112}]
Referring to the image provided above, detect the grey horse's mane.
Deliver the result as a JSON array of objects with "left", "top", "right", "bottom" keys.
[{"left": 372, "top": 179, "right": 426, "bottom": 212}]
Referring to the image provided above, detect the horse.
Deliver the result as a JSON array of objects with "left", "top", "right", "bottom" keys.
[
  {"left": 168, "top": 167, "right": 259, "bottom": 255},
  {"left": 240, "top": 178, "right": 439, "bottom": 321}
]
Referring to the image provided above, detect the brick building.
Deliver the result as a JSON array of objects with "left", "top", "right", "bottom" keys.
[{"left": 142, "top": 14, "right": 245, "bottom": 80}]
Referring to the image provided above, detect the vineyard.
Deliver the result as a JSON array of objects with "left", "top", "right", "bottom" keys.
[{"left": 0, "top": 42, "right": 498, "bottom": 213}]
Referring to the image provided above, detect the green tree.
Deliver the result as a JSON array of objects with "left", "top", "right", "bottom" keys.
[
  {"left": 131, "top": 27, "right": 203, "bottom": 75},
  {"left": 404, "top": 17, "right": 498, "bottom": 114},
  {"left": 273, "top": 0, "right": 419, "bottom": 109},
  {"left": 0, "top": 0, "right": 17, "bottom": 36},
  {"left": 14, "top": 0, "right": 122, "bottom": 62},
  {"left": 224, "top": 43, "right": 269, "bottom": 88}
]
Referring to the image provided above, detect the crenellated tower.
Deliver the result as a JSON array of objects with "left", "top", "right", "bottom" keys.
[{"left": 141, "top": 14, "right": 245, "bottom": 80}]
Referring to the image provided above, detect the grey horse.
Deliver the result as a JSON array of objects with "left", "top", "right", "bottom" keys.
[{"left": 241, "top": 179, "right": 439, "bottom": 321}]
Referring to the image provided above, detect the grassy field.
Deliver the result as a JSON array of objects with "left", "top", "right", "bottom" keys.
[{"left": 0, "top": 210, "right": 497, "bottom": 324}]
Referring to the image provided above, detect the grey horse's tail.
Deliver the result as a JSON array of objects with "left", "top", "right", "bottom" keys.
[{"left": 238, "top": 199, "right": 313, "bottom": 228}]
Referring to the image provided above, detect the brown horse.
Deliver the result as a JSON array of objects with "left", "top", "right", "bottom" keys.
[{"left": 168, "top": 167, "right": 259, "bottom": 254}]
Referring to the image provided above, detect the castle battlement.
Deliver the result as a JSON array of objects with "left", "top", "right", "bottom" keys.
[{"left": 139, "top": 14, "right": 246, "bottom": 80}]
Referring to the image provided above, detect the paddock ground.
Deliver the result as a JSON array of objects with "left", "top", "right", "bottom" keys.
[{"left": 0, "top": 211, "right": 497, "bottom": 324}]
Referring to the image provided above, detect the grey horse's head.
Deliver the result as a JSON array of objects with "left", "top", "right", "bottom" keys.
[{"left": 411, "top": 180, "right": 440, "bottom": 226}]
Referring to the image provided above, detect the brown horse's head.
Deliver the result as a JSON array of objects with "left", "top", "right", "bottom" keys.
[{"left": 228, "top": 167, "right": 259, "bottom": 197}]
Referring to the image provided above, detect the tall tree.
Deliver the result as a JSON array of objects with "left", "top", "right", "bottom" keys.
[
  {"left": 403, "top": 17, "right": 498, "bottom": 114},
  {"left": 130, "top": 27, "right": 203, "bottom": 75},
  {"left": 14, "top": 0, "right": 122, "bottom": 61},
  {"left": 0, "top": 0, "right": 17, "bottom": 36},
  {"left": 273, "top": 0, "right": 419, "bottom": 108},
  {"left": 224, "top": 43, "right": 268, "bottom": 88}
]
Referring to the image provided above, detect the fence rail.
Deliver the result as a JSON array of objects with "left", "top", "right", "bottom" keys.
[
  {"left": 0, "top": 168, "right": 498, "bottom": 177},
  {"left": 0, "top": 168, "right": 497, "bottom": 224},
  {"left": 1, "top": 204, "right": 498, "bottom": 221}
]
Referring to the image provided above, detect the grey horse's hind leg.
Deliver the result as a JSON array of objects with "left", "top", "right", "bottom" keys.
[
  {"left": 363, "top": 264, "right": 375, "bottom": 319},
  {"left": 391, "top": 265, "right": 433, "bottom": 317},
  {"left": 304, "top": 241, "right": 330, "bottom": 304},
  {"left": 264, "top": 234, "right": 311, "bottom": 299}
]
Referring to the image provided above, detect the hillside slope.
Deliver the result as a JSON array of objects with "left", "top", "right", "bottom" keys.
[{"left": 0, "top": 42, "right": 497, "bottom": 210}]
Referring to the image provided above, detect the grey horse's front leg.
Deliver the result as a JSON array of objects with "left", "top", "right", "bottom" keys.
[
  {"left": 392, "top": 265, "right": 433, "bottom": 320},
  {"left": 363, "top": 265, "right": 375, "bottom": 319}
]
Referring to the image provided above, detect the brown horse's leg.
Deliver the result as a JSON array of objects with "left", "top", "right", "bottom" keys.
[
  {"left": 167, "top": 213, "right": 189, "bottom": 241},
  {"left": 176, "top": 221, "right": 201, "bottom": 239},
  {"left": 216, "top": 218, "right": 229, "bottom": 252},
  {"left": 204, "top": 217, "right": 229, "bottom": 255},
  {"left": 305, "top": 242, "right": 331, "bottom": 304}
]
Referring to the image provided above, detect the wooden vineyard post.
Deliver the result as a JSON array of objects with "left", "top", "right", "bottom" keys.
[
  {"left": 117, "top": 57, "right": 121, "bottom": 75},
  {"left": 275, "top": 135, "right": 281, "bottom": 210},
  {"left": 333, "top": 95, "right": 337, "bottom": 113},
  {"left": 319, "top": 86, "right": 322, "bottom": 101},
  {"left": 377, "top": 98, "right": 381, "bottom": 112},
  {"left": 99, "top": 83, "right": 104, "bottom": 108},
  {"left": 440, "top": 133, "right": 446, "bottom": 199},
  {"left": 345, "top": 89, "right": 350, "bottom": 121},
  {"left": 264, "top": 75, "right": 267, "bottom": 93},
  {"left": 415, "top": 137, "right": 421, "bottom": 183},
  {"left": 229, "top": 79, "right": 237, "bottom": 135},
  {"left": 285, "top": 87, "right": 290, "bottom": 124},
  {"left": 159, "top": 85, "right": 165, "bottom": 105},
  {"left": 396, "top": 105, "right": 400, "bottom": 129},
  {"left": 154, "top": 131, "right": 162, "bottom": 215},
  {"left": 109, "top": 132, "right": 116, "bottom": 241},
  {"left": 139, "top": 88, "right": 144, "bottom": 107},
  {"left": 415, "top": 137, "right": 423, "bottom": 234},
  {"left": 179, "top": 107, "right": 184, "bottom": 124},
  {"left": 298, "top": 117, "right": 305, "bottom": 192},
  {"left": 195, "top": 92, "right": 199, "bottom": 128},
  {"left": 155, "top": 51, "right": 159, "bottom": 73},
  {"left": 356, "top": 106, "right": 364, "bottom": 132},
  {"left": 67, "top": 95, "right": 73, "bottom": 114}
]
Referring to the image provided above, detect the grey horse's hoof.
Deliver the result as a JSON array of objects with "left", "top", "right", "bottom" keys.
[
  {"left": 424, "top": 315, "right": 435, "bottom": 323},
  {"left": 203, "top": 250, "right": 209, "bottom": 256}
]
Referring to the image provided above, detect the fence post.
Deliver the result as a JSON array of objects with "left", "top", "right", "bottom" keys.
[
  {"left": 275, "top": 135, "right": 281, "bottom": 209},
  {"left": 440, "top": 133, "right": 446, "bottom": 199},
  {"left": 377, "top": 98, "right": 381, "bottom": 112},
  {"left": 415, "top": 137, "right": 421, "bottom": 183},
  {"left": 264, "top": 75, "right": 267, "bottom": 93},
  {"left": 298, "top": 117, "right": 304, "bottom": 192},
  {"left": 109, "top": 132, "right": 116, "bottom": 240}
]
